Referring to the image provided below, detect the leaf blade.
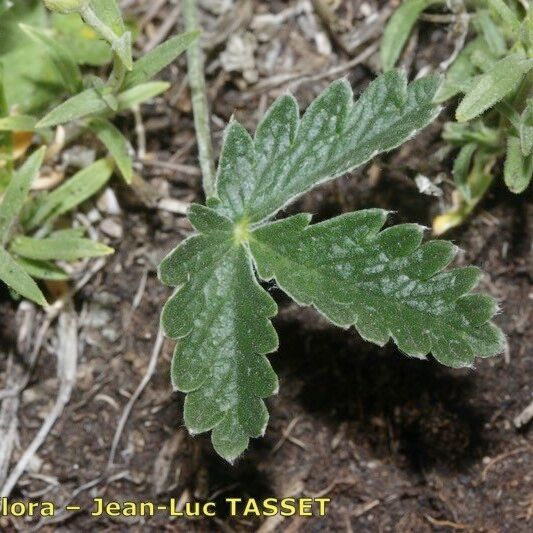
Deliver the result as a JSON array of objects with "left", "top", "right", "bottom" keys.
[
  {"left": 0, "top": 115, "right": 38, "bottom": 132},
  {"left": 36, "top": 88, "right": 108, "bottom": 128},
  {"left": 123, "top": 31, "right": 200, "bottom": 89},
  {"left": 16, "top": 257, "right": 69, "bottom": 280},
  {"left": 0, "top": 146, "right": 45, "bottom": 243},
  {"left": 26, "top": 158, "right": 114, "bottom": 229},
  {"left": 456, "top": 54, "right": 533, "bottom": 122},
  {"left": 504, "top": 136, "right": 533, "bottom": 194},
  {"left": 0, "top": 246, "right": 47, "bottom": 306},
  {"left": 117, "top": 82, "right": 170, "bottom": 110},
  {"left": 10, "top": 236, "right": 113, "bottom": 261},
  {"left": 89, "top": 118, "right": 133, "bottom": 183},
  {"left": 250, "top": 212, "right": 504, "bottom": 368},
  {"left": 159, "top": 207, "right": 278, "bottom": 462},
  {"left": 215, "top": 72, "right": 441, "bottom": 223},
  {"left": 381, "top": 0, "right": 440, "bottom": 72}
]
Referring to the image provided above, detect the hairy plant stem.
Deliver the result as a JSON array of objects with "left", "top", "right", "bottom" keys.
[
  {"left": 79, "top": 4, "right": 132, "bottom": 72},
  {"left": 79, "top": 4, "right": 119, "bottom": 46},
  {"left": 108, "top": 56, "right": 127, "bottom": 92},
  {"left": 183, "top": 0, "right": 216, "bottom": 199}
]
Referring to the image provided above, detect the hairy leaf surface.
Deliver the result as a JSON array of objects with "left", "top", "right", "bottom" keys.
[
  {"left": 160, "top": 73, "right": 503, "bottom": 462},
  {"left": 250, "top": 212, "right": 504, "bottom": 368},
  {"left": 215, "top": 72, "right": 440, "bottom": 223},
  {"left": 0, "top": 147, "right": 45, "bottom": 244},
  {"left": 159, "top": 205, "right": 278, "bottom": 462},
  {"left": 456, "top": 54, "right": 533, "bottom": 122}
]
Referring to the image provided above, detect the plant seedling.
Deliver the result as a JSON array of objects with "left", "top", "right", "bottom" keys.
[{"left": 159, "top": 72, "right": 504, "bottom": 462}]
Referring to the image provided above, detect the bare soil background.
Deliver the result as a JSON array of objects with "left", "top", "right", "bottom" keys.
[{"left": 0, "top": 1, "right": 532, "bottom": 531}]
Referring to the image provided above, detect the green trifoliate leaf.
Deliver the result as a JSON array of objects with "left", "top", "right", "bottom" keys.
[
  {"left": 250, "top": 211, "right": 504, "bottom": 368},
  {"left": 456, "top": 54, "right": 533, "bottom": 122},
  {"left": 160, "top": 74, "right": 500, "bottom": 462},
  {"left": 159, "top": 205, "right": 278, "bottom": 462},
  {"left": 0, "top": 246, "right": 47, "bottom": 306},
  {"left": 381, "top": 0, "right": 442, "bottom": 72},
  {"left": 215, "top": 72, "right": 440, "bottom": 224}
]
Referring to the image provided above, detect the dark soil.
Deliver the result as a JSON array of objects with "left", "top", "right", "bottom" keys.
[{"left": 0, "top": 1, "right": 532, "bottom": 531}]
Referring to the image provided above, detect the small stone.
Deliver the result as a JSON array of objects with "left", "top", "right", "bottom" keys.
[
  {"left": 100, "top": 218, "right": 123, "bottom": 239},
  {"left": 97, "top": 188, "right": 122, "bottom": 216}
]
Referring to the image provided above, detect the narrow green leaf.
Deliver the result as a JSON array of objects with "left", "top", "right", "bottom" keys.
[
  {"left": 453, "top": 143, "right": 477, "bottom": 200},
  {"left": 0, "top": 246, "right": 47, "bottom": 306},
  {"left": 123, "top": 31, "right": 200, "bottom": 89},
  {"left": 443, "top": 121, "right": 500, "bottom": 147},
  {"left": 0, "top": 115, "right": 38, "bottom": 132},
  {"left": 250, "top": 212, "right": 504, "bottom": 368},
  {"left": 36, "top": 88, "right": 108, "bottom": 128},
  {"left": 456, "top": 54, "right": 533, "bottom": 122},
  {"left": 504, "top": 136, "right": 533, "bottom": 193},
  {"left": 26, "top": 158, "right": 114, "bottom": 229},
  {"left": 50, "top": 227, "right": 86, "bottom": 238},
  {"left": 117, "top": 82, "right": 170, "bottom": 110},
  {"left": 159, "top": 205, "right": 278, "bottom": 462},
  {"left": 89, "top": 118, "right": 133, "bottom": 183},
  {"left": 19, "top": 23, "right": 82, "bottom": 94},
  {"left": 11, "top": 236, "right": 114, "bottom": 261},
  {"left": 381, "top": 0, "right": 440, "bottom": 71},
  {"left": 16, "top": 257, "right": 69, "bottom": 280},
  {"left": 0, "top": 147, "right": 46, "bottom": 243},
  {"left": 215, "top": 72, "right": 440, "bottom": 224}
]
